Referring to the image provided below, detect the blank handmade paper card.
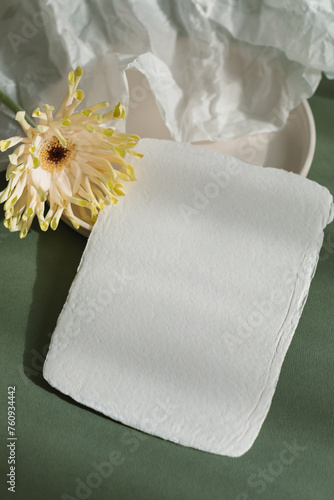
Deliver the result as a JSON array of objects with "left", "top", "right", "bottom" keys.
[{"left": 43, "top": 139, "right": 333, "bottom": 457}]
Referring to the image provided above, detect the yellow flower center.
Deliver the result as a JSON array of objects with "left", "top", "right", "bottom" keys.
[{"left": 39, "top": 136, "right": 74, "bottom": 172}]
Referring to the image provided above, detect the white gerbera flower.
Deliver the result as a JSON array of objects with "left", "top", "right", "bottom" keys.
[{"left": 0, "top": 66, "right": 142, "bottom": 238}]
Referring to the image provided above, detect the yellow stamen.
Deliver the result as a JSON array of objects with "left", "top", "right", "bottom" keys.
[{"left": 39, "top": 136, "right": 74, "bottom": 173}]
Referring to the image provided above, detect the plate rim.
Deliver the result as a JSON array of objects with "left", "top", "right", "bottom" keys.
[{"left": 299, "top": 99, "right": 316, "bottom": 178}]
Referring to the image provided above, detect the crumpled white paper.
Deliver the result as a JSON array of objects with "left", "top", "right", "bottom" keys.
[
  {"left": 0, "top": 0, "right": 333, "bottom": 151},
  {"left": 43, "top": 139, "right": 334, "bottom": 457}
]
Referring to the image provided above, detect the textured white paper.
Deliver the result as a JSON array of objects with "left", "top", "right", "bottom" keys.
[
  {"left": 1, "top": 0, "right": 333, "bottom": 149},
  {"left": 44, "top": 139, "right": 334, "bottom": 456}
]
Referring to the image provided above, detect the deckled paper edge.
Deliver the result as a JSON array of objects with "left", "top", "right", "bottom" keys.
[{"left": 230, "top": 198, "right": 333, "bottom": 455}]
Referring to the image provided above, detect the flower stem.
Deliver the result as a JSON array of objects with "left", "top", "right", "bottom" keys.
[{"left": 0, "top": 89, "right": 36, "bottom": 128}]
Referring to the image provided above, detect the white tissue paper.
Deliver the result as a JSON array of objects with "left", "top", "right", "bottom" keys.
[
  {"left": 0, "top": 0, "right": 334, "bottom": 155},
  {"left": 43, "top": 139, "right": 334, "bottom": 457}
]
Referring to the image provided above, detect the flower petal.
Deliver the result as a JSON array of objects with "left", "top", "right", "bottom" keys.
[{"left": 0, "top": 136, "right": 23, "bottom": 152}]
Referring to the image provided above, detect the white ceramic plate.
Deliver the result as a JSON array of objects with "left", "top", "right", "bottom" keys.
[
  {"left": 125, "top": 69, "right": 316, "bottom": 177},
  {"left": 67, "top": 71, "right": 316, "bottom": 237}
]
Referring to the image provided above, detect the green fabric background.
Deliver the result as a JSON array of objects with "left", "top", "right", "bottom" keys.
[{"left": 0, "top": 78, "right": 333, "bottom": 500}]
